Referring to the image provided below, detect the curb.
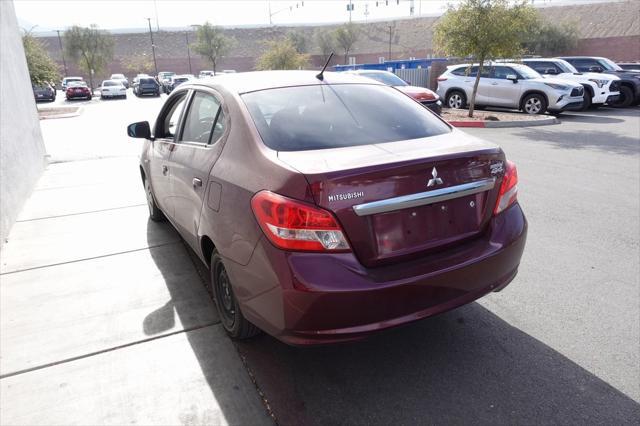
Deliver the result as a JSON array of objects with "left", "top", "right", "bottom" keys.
[
  {"left": 38, "top": 107, "right": 83, "bottom": 120},
  {"left": 449, "top": 116, "right": 559, "bottom": 128}
]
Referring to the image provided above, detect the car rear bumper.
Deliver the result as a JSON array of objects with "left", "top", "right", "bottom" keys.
[{"left": 226, "top": 203, "right": 527, "bottom": 345}]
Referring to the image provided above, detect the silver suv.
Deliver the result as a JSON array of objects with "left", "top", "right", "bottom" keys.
[{"left": 436, "top": 63, "right": 584, "bottom": 114}]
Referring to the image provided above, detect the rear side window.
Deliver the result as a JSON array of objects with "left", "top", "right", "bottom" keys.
[{"left": 242, "top": 84, "right": 450, "bottom": 151}]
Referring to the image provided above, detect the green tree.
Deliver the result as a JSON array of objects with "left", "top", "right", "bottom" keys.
[
  {"left": 192, "top": 22, "right": 234, "bottom": 75},
  {"left": 64, "top": 25, "right": 114, "bottom": 90},
  {"left": 256, "top": 39, "right": 309, "bottom": 70},
  {"left": 434, "top": 0, "right": 537, "bottom": 117},
  {"left": 334, "top": 23, "right": 359, "bottom": 64},
  {"left": 287, "top": 30, "right": 308, "bottom": 54},
  {"left": 524, "top": 21, "right": 579, "bottom": 56},
  {"left": 22, "top": 32, "right": 60, "bottom": 86},
  {"left": 315, "top": 29, "right": 335, "bottom": 62}
]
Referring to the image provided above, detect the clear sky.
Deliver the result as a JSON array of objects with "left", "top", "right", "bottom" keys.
[{"left": 14, "top": 0, "right": 615, "bottom": 33}]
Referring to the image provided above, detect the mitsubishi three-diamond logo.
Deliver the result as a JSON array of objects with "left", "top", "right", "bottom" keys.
[{"left": 427, "top": 167, "right": 443, "bottom": 187}]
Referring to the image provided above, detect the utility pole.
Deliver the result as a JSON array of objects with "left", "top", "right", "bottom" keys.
[
  {"left": 185, "top": 32, "right": 192, "bottom": 75},
  {"left": 154, "top": 0, "right": 160, "bottom": 31},
  {"left": 55, "top": 30, "right": 67, "bottom": 76},
  {"left": 348, "top": 0, "right": 353, "bottom": 23},
  {"left": 388, "top": 25, "right": 393, "bottom": 61},
  {"left": 146, "top": 18, "right": 158, "bottom": 76}
]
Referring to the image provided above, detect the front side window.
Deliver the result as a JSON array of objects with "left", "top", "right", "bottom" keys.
[
  {"left": 180, "top": 92, "right": 223, "bottom": 144},
  {"left": 242, "top": 84, "right": 450, "bottom": 152},
  {"left": 492, "top": 66, "right": 516, "bottom": 79}
]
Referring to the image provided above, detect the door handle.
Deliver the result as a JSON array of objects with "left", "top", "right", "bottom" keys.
[
  {"left": 192, "top": 178, "right": 203, "bottom": 188},
  {"left": 162, "top": 165, "right": 168, "bottom": 175},
  {"left": 491, "top": 82, "right": 499, "bottom": 85}
]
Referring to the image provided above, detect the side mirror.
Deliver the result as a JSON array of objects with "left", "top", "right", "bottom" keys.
[
  {"left": 588, "top": 66, "right": 603, "bottom": 73},
  {"left": 127, "top": 121, "right": 152, "bottom": 139},
  {"left": 506, "top": 74, "right": 518, "bottom": 83},
  {"left": 545, "top": 68, "right": 558, "bottom": 75}
]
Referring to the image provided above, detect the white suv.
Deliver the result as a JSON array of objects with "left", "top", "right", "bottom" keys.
[
  {"left": 521, "top": 58, "right": 620, "bottom": 109},
  {"left": 437, "top": 63, "right": 584, "bottom": 114}
]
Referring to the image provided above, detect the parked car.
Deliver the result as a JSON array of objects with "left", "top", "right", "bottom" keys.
[
  {"left": 133, "top": 77, "right": 160, "bottom": 97},
  {"left": 558, "top": 56, "right": 640, "bottom": 107},
  {"left": 157, "top": 71, "right": 176, "bottom": 93},
  {"left": 61, "top": 76, "right": 83, "bottom": 92},
  {"left": 345, "top": 70, "right": 442, "bottom": 115},
  {"left": 131, "top": 73, "right": 150, "bottom": 91},
  {"left": 437, "top": 63, "right": 584, "bottom": 115},
  {"left": 33, "top": 82, "right": 56, "bottom": 102},
  {"left": 521, "top": 58, "right": 620, "bottom": 109},
  {"left": 110, "top": 73, "right": 129, "bottom": 89},
  {"left": 126, "top": 71, "right": 527, "bottom": 345},
  {"left": 199, "top": 70, "right": 215, "bottom": 78},
  {"left": 100, "top": 80, "right": 127, "bottom": 99},
  {"left": 166, "top": 74, "right": 192, "bottom": 93},
  {"left": 616, "top": 62, "right": 640, "bottom": 72},
  {"left": 65, "top": 81, "right": 92, "bottom": 100}
]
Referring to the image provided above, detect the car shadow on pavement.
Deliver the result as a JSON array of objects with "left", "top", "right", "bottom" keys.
[
  {"left": 143, "top": 220, "right": 271, "bottom": 425},
  {"left": 557, "top": 113, "right": 624, "bottom": 124},
  {"left": 235, "top": 302, "right": 640, "bottom": 426},
  {"left": 512, "top": 128, "right": 639, "bottom": 156}
]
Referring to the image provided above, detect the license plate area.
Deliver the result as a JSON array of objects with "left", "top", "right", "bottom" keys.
[{"left": 372, "top": 192, "right": 488, "bottom": 256}]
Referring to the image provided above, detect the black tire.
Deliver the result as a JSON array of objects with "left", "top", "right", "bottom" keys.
[
  {"left": 446, "top": 90, "right": 466, "bottom": 109},
  {"left": 521, "top": 93, "right": 547, "bottom": 115},
  {"left": 612, "top": 85, "right": 634, "bottom": 108},
  {"left": 580, "top": 89, "right": 592, "bottom": 111},
  {"left": 211, "top": 250, "right": 260, "bottom": 340},
  {"left": 144, "top": 178, "right": 165, "bottom": 221}
]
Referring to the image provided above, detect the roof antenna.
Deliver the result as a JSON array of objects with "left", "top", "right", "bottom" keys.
[{"left": 316, "top": 52, "right": 334, "bottom": 81}]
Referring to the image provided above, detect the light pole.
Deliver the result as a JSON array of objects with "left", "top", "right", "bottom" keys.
[
  {"left": 55, "top": 30, "right": 67, "bottom": 76},
  {"left": 185, "top": 31, "right": 192, "bottom": 75},
  {"left": 146, "top": 18, "right": 158, "bottom": 76}
]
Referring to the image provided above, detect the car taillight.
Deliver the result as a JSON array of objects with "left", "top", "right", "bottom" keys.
[
  {"left": 417, "top": 92, "right": 436, "bottom": 101},
  {"left": 437, "top": 76, "right": 448, "bottom": 81},
  {"left": 251, "top": 191, "right": 350, "bottom": 252},
  {"left": 494, "top": 160, "right": 518, "bottom": 215}
]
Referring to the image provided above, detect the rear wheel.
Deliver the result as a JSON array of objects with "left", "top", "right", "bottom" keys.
[
  {"left": 446, "top": 90, "right": 466, "bottom": 109},
  {"left": 522, "top": 93, "right": 547, "bottom": 115},
  {"left": 211, "top": 250, "right": 260, "bottom": 340},
  {"left": 612, "top": 86, "right": 634, "bottom": 108},
  {"left": 144, "top": 178, "right": 165, "bottom": 221}
]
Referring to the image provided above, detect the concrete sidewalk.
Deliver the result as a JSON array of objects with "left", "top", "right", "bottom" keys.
[{"left": 0, "top": 156, "right": 271, "bottom": 425}]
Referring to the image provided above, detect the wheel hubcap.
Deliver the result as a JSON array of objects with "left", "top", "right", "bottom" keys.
[
  {"left": 215, "top": 265, "right": 236, "bottom": 328},
  {"left": 449, "top": 94, "right": 462, "bottom": 109},
  {"left": 525, "top": 98, "right": 541, "bottom": 114}
]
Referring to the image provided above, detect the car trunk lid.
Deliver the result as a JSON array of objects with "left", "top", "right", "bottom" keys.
[{"left": 278, "top": 133, "right": 506, "bottom": 267}]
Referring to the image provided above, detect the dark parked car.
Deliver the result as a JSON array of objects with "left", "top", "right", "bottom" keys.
[
  {"left": 133, "top": 77, "right": 160, "bottom": 97},
  {"left": 347, "top": 69, "right": 442, "bottom": 114},
  {"left": 65, "top": 81, "right": 92, "bottom": 100},
  {"left": 127, "top": 71, "right": 527, "bottom": 345},
  {"left": 166, "top": 75, "right": 192, "bottom": 93},
  {"left": 616, "top": 62, "right": 640, "bottom": 72},
  {"left": 558, "top": 56, "right": 640, "bottom": 107},
  {"left": 33, "top": 82, "right": 56, "bottom": 102}
]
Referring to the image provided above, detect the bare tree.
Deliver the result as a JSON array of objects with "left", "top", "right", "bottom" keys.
[
  {"left": 334, "top": 23, "right": 359, "bottom": 64},
  {"left": 315, "top": 29, "right": 335, "bottom": 62}
]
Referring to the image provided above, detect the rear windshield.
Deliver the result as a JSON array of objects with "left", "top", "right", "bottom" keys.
[
  {"left": 104, "top": 81, "right": 120, "bottom": 86},
  {"left": 360, "top": 72, "right": 407, "bottom": 86},
  {"left": 140, "top": 78, "right": 157, "bottom": 84},
  {"left": 242, "top": 84, "right": 450, "bottom": 151}
]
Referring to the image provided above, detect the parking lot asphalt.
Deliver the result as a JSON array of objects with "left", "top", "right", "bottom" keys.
[{"left": 2, "top": 91, "right": 639, "bottom": 424}]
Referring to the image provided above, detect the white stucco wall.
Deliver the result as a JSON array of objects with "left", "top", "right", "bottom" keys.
[{"left": 0, "top": 0, "right": 47, "bottom": 248}]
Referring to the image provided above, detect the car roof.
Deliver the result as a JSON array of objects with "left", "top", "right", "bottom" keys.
[
  {"left": 347, "top": 70, "right": 391, "bottom": 74},
  {"left": 64, "top": 77, "right": 82, "bottom": 80},
  {"left": 557, "top": 56, "right": 604, "bottom": 59},
  {"left": 448, "top": 62, "right": 527, "bottom": 68},
  {"left": 185, "top": 70, "right": 383, "bottom": 94}
]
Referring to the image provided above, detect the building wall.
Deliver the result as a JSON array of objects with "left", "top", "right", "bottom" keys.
[{"left": 0, "top": 0, "right": 47, "bottom": 248}]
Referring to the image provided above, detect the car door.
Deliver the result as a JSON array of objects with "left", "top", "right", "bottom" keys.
[
  {"left": 462, "top": 66, "right": 492, "bottom": 104},
  {"left": 148, "top": 90, "right": 189, "bottom": 218},
  {"left": 486, "top": 66, "right": 522, "bottom": 108},
  {"left": 168, "top": 88, "right": 228, "bottom": 251}
]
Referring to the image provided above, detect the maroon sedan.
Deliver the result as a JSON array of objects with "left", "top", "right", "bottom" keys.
[
  {"left": 346, "top": 69, "right": 442, "bottom": 114},
  {"left": 65, "top": 81, "right": 92, "bottom": 100},
  {"left": 127, "top": 71, "right": 526, "bottom": 345}
]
